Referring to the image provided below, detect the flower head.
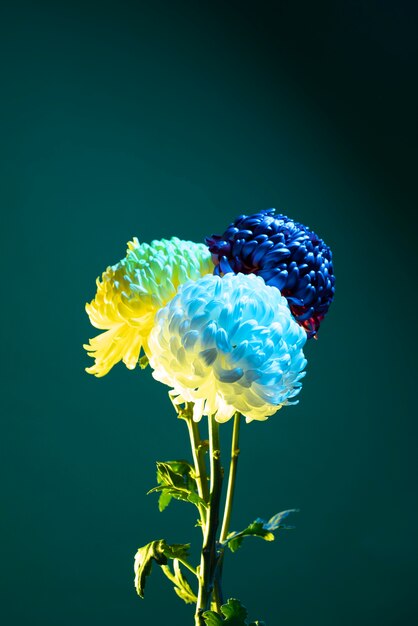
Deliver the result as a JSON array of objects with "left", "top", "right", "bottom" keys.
[
  {"left": 84, "top": 237, "right": 213, "bottom": 377},
  {"left": 149, "top": 273, "right": 307, "bottom": 423},
  {"left": 206, "top": 209, "right": 335, "bottom": 337}
]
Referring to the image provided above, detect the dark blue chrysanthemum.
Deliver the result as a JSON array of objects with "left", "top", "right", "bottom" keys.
[{"left": 205, "top": 209, "right": 335, "bottom": 338}]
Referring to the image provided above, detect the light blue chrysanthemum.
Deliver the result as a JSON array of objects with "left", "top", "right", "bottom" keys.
[{"left": 149, "top": 273, "right": 307, "bottom": 423}]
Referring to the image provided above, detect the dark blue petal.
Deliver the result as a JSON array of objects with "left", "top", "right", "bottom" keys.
[
  {"left": 220, "top": 256, "right": 233, "bottom": 274},
  {"left": 241, "top": 240, "right": 258, "bottom": 260},
  {"left": 252, "top": 240, "right": 274, "bottom": 265}
]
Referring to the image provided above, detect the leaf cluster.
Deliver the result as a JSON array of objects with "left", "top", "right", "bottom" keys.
[
  {"left": 162, "top": 559, "right": 197, "bottom": 605},
  {"left": 148, "top": 460, "right": 207, "bottom": 512},
  {"left": 225, "top": 509, "right": 299, "bottom": 553},
  {"left": 134, "top": 539, "right": 194, "bottom": 600},
  {"left": 203, "top": 598, "right": 265, "bottom": 626}
]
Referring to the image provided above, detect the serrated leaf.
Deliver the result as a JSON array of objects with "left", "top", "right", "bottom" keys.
[
  {"left": 158, "top": 490, "right": 172, "bottom": 512},
  {"left": 134, "top": 540, "right": 193, "bottom": 599},
  {"left": 149, "top": 485, "right": 207, "bottom": 509},
  {"left": 162, "top": 543, "right": 190, "bottom": 561},
  {"left": 173, "top": 579, "right": 196, "bottom": 604},
  {"left": 148, "top": 460, "right": 207, "bottom": 512},
  {"left": 161, "top": 558, "right": 197, "bottom": 606},
  {"left": 203, "top": 598, "right": 249, "bottom": 625},
  {"left": 187, "top": 490, "right": 207, "bottom": 507},
  {"left": 263, "top": 509, "right": 299, "bottom": 531},
  {"left": 227, "top": 535, "right": 244, "bottom": 553},
  {"left": 221, "top": 598, "right": 248, "bottom": 621},
  {"left": 172, "top": 559, "right": 197, "bottom": 604},
  {"left": 225, "top": 509, "right": 298, "bottom": 553},
  {"left": 203, "top": 611, "right": 223, "bottom": 626},
  {"left": 156, "top": 460, "right": 195, "bottom": 489},
  {"left": 134, "top": 540, "right": 167, "bottom": 598}
]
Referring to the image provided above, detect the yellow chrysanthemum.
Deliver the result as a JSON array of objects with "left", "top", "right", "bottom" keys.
[{"left": 84, "top": 237, "right": 213, "bottom": 377}]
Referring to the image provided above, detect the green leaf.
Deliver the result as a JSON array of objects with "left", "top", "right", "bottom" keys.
[
  {"left": 148, "top": 460, "right": 207, "bottom": 512},
  {"left": 187, "top": 490, "right": 207, "bottom": 507},
  {"left": 263, "top": 509, "right": 299, "bottom": 531},
  {"left": 172, "top": 559, "right": 197, "bottom": 604},
  {"left": 158, "top": 490, "right": 172, "bottom": 512},
  {"left": 225, "top": 509, "right": 299, "bottom": 553},
  {"left": 173, "top": 576, "right": 196, "bottom": 604},
  {"left": 161, "top": 556, "right": 197, "bottom": 605},
  {"left": 150, "top": 485, "right": 207, "bottom": 510},
  {"left": 134, "top": 540, "right": 193, "bottom": 599},
  {"left": 134, "top": 540, "right": 167, "bottom": 598},
  {"left": 157, "top": 460, "right": 195, "bottom": 484},
  {"left": 203, "top": 598, "right": 254, "bottom": 625},
  {"left": 249, "top": 622, "right": 266, "bottom": 625},
  {"left": 162, "top": 542, "right": 191, "bottom": 561},
  {"left": 227, "top": 520, "right": 274, "bottom": 552},
  {"left": 227, "top": 535, "right": 244, "bottom": 553},
  {"left": 220, "top": 598, "right": 248, "bottom": 622},
  {"left": 203, "top": 612, "right": 223, "bottom": 626}
]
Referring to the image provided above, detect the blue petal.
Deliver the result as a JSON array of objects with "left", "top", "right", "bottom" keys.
[{"left": 200, "top": 348, "right": 218, "bottom": 366}]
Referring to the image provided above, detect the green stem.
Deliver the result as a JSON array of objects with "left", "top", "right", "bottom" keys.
[
  {"left": 213, "top": 412, "right": 242, "bottom": 610},
  {"left": 161, "top": 564, "right": 177, "bottom": 586},
  {"left": 220, "top": 412, "right": 241, "bottom": 542},
  {"left": 186, "top": 413, "right": 209, "bottom": 530},
  {"left": 195, "top": 416, "right": 223, "bottom": 626},
  {"left": 211, "top": 578, "right": 222, "bottom": 614},
  {"left": 177, "top": 558, "right": 198, "bottom": 577}
]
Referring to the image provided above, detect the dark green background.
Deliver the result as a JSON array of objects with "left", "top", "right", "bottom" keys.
[{"left": 1, "top": 1, "right": 417, "bottom": 624}]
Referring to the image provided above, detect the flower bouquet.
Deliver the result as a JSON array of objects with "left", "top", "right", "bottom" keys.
[{"left": 84, "top": 209, "right": 335, "bottom": 625}]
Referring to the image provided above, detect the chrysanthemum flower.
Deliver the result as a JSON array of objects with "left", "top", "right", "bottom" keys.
[
  {"left": 149, "top": 273, "right": 307, "bottom": 423},
  {"left": 206, "top": 209, "right": 335, "bottom": 338},
  {"left": 84, "top": 237, "right": 213, "bottom": 377}
]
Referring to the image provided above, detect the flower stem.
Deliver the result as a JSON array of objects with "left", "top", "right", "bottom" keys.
[
  {"left": 195, "top": 416, "right": 223, "bottom": 626},
  {"left": 220, "top": 412, "right": 241, "bottom": 543},
  {"left": 186, "top": 413, "right": 209, "bottom": 531},
  {"left": 213, "top": 412, "right": 241, "bottom": 609}
]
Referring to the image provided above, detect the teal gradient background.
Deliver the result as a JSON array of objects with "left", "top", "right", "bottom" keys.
[{"left": 1, "top": 1, "right": 417, "bottom": 625}]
